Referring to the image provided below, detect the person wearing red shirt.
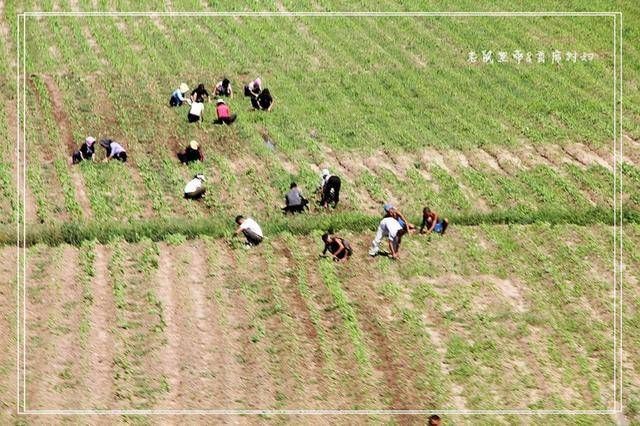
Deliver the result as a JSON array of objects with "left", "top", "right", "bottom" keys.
[{"left": 214, "top": 99, "right": 237, "bottom": 125}]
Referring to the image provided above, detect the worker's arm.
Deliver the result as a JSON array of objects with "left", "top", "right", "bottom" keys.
[
  {"left": 267, "top": 99, "right": 274, "bottom": 112},
  {"left": 229, "top": 86, "right": 233, "bottom": 98},
  {"left": 427, "top": 213, "right": 438, "bottom": 232},
  {"left": 235, "top": 226, "right": 244, "bottom": 235}
]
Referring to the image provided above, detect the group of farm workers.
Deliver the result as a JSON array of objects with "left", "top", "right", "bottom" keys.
[
  {"left": 71, "top": 137, "right": 127, "bottom": 164},
  {"left": 69, "top": 74, "right": 449, "bottom": 259},
  {"left": 169, "top": 77, "right": 274, "bottom": 125}
]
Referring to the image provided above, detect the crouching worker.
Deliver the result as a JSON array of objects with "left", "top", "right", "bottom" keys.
[
  {"left": 282, "top": 182, "right": 309, "bottom": 214},
  {"left": 420, "top": 207, "right": 449, "bottom": 235},
  {"left": 184, "top": 174, "right": 206, "bottom": 200},
  {"left": 214, "top": 99, "right": 237, "bottom": 125},
  {"left": 235, "top": 215, "right": 263, "bottom": 246},
  {"left": 322, "top": 233, "right": 353, "bottom": 262},
  {"left": 169, "top": 83, "right": 190, "bottom": 107},
  {"left": 72, "top": 136, "right": 96, "bottom": 164},
  {"left": 369, "top": 216, "right": 404, "bottom": 259},
  {"left": 100, "top": 139, "right": 127, "bottom": 162},
  {"left": 318, "top": 169, "right": 341, "bottom": 208},
  {"left": 177, "top": 140, "right": 204, "bottom": 164}
]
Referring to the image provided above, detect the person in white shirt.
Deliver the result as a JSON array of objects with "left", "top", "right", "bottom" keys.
[
  {"left": 184, "top": 174, "right": 206, "bottom": 199},
  {"left": 187, "top": 101, "right": 204, "bottom": 123},
  {"left": 100, "top": 139, "right": 127, "bottom": 162},
  {"left": 369, "top": 216, "right": 404, "bottom": 259},
  {"left": 235, "top": 215, "right": 263, "bottom": 246}
]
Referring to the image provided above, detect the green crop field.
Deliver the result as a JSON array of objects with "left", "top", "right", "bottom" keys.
[{"left": 1, "top": 0, "right": 639, "bottom": 425}]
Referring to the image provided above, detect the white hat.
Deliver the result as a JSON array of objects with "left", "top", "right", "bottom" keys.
[
  {"left": 321, "top": 168, "right": 330, "bottom": 177},
  {"left": 179, "top": 83, "right": 189, "bottom": 93},
  {"left": 85, "top": 136, "right": 96, "bottom": 144},
  {"left": 195, "top": 174, "right": 205, "bottom": 182},
  {"left": 216, "top": 98, "right": 225, "bottom": 104},
  {"left": 189, "top": 140, "right": 199, "bottom": 150}
]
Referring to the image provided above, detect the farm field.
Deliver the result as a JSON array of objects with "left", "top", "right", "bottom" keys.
[{"left": 0, "top": 0, "right": 639, "bottom": 424}]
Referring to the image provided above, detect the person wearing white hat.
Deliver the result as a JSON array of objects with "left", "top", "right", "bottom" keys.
[
  {"left": 169, "top": 83, "right": 190, "bottom": 107},
  {"left": 72, "top": 136, "right": 96, "bottom": 164},
  {"left": 214, "top": 99, "right": 237, "bottom": 125},
  {"left": 318, "top": 168, "right": 341, "bottom": 208},
  {"left": 177, "top": 140, "right": 204, "bottom": 164},
  {"left": 184, "top": 174, "right": 206, "bottom": 199}
]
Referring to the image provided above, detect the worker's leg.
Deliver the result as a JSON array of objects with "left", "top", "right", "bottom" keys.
[
  {"left": 369, "top": 225, "right": 385, "bottom": 256},
  {"left": 243, "top": 229, "right": 263, "bottom": 246}
]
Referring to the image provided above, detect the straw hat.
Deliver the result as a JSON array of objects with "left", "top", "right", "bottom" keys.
[
  {"left": 179, "top": 83, "right": 189, "bottom": 93},
  {"left": 189, "top": 140, "right": 199, "bottom": 150}
]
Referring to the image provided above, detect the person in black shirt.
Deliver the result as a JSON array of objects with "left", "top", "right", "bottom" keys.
[
  {"left": 177, "top": 140, "right": 204, "bottom": 165},
  {"left": 321, "top": 233, "right": 352, "bottom": 262},
  {"left": 251, "top": 88, "right": 274, "bottom": 111},
  {"left": 190, "top": 83, "right": 210, "bottom": 103},
  {"left": 72, "top": 136, "right": 96, "bottom": 164}
]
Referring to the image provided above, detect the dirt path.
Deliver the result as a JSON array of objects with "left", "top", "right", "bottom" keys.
[
  {"left": 0, "top": 246, "right": 16, "bottom": 421},
  {"left": 39, "top": 74, "right": 93, "bottom": 220},
  {"left": 154, "top": 246, "right": 182, "bottom": 409},
  {"left": 26, "top": 245, "right": 84, "bottom": 409},
  {"left": 171, "top": 241, "right": 228, "bottom": 407},
  {"left": 84, "top": 245, "right": 115, "bottom": 409}
]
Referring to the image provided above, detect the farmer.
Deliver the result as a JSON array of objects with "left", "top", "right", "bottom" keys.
[
  {"left": 251, "top": 88, "right": 274, "bottom": 111},
  {"left": 71, "top": 136, "right": 96, "bottom": 164},
  {"left": 177, "top": 140, "right": 204, "bottom": 164},
  {"left": 244, "top": 77, "right": 262, "bottom": 98},
  {"left": 214, "top": 99, "right": 237, "bottom": 125},
  {"left": 318, "top": 169, "right": 341, "bottom": 208},
  {"left": 420, "top": 207, "right": 449, "bottom": 235},
  {"left": 187, "top": 100, "right": 204, "bottom": 123},
  {"left": 282, "top": 182, "right": 308, "bottom": 214},
  {"left": 169, "top": 83, "right": 190, "bottom": 107},
  {"left": 369, "top": 215, "right": 404, "bottom": 259},
  {"left": 190, "top": 83, "right": 210, "bottom": 103},
  {"left": 384, "top": 204, "right": 414, "bottom": 248},
  {"left": 100, "top": 139, "right": 127, "bottom": 162},
  {"left": 184, "top": 174, "right": 206, "bottom": 199},
  {"left": 428, "top": 415, "right": 442, "bottom": 426},
  {"left": 214, "top": 78, "right": 233, "bottom": 98},
  {"left": 322, "top": 233, "right": 353, "bottom": 262},
  {"left": 235, "top": 215, "right": 263, "bottom": 246}
]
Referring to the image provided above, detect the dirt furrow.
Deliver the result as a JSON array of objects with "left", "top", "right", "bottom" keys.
[
  {"left": 175, "top": 241, "right": 228, "bottom": 407},
  {"left": 40, "top": 74, "right": 93, "bottom": 220},
  {"left": 84, "top": 245, "right": 115, "bottom": 409},
  {"left": 0, "top": 246, "right": 16, "bottom": 420},
  {"left": 27, "top": 245, "right": 84, "bottom": 409},
  {"left": 154, "top": 246, "right": 183, "bottom": 409}
]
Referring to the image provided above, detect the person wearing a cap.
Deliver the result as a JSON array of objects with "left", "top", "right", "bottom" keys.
[
  {"left": 369, "top": 212, "right": 404, "bottom": 259},
  {"left": 184, "top": 174, "right": 206, "bottom": 200},
  {"left": 214, "top": 78, "right": 233, "bottom": 98},
  {"left": 234, "top": 215, "right": 263, "bottom": 246},
  {"left": 187, "top": 99, "right": 205, "bottom": 123},
  {"left": 318, "top": 168, "right": 341, "bottom": 209},
  {"left": 177, "top": 140, "right": 204, "bottom": 165},
  {"left": 72, "top": 136, "right": 96, "bottom": 164},
  {"left": 169, "top": 83, "right": 190, "bottom": 107},
  {"left": 214, "top": 99, "right": 237, "bottom": 125},
  {"left": 100, "top": 139, "right": 127, "bottom": 163},
  {"left": 243, "top": 77, "right": 262, "bottom": 98},
  {"left": 190, "top": 83, "right": 210, "bottom": 103}
]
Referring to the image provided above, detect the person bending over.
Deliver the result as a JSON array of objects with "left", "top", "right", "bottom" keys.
[
  {"left": 282, "top": 182, "right": 309, "bottom": 214},
  {"left": 214, "top": 99, "right": 237, "bottom": 125},
  {"left": 177, "top": 140, "right": 204, "bottom": 164},
  {"left": 318, "top": 169, "right": 341, "bottom": 208},
  {"left": 420, "top": 207, "right": 449, "bottom": 235},
  {"left": 369, "top": 216, "right": 403, "bottom": 259},
  {"left": 72, "top": 136, "right": 96, "bottom": 164},
  {"left": 100, "top": 139, "right": 127, "bottom": 162},
  {"left": 322, "top": 233, "right": 352, "bottom": 262},
  {"left": 235, "top": 215, "right": 263, "bottom": 246},
  {"left": 184, "top": 174, "right": 206, "bottom": 200}
]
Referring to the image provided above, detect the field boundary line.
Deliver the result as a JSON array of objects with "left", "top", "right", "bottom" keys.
[{"left": 14, "top": 10, "right": 625, "bottom": 417}]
